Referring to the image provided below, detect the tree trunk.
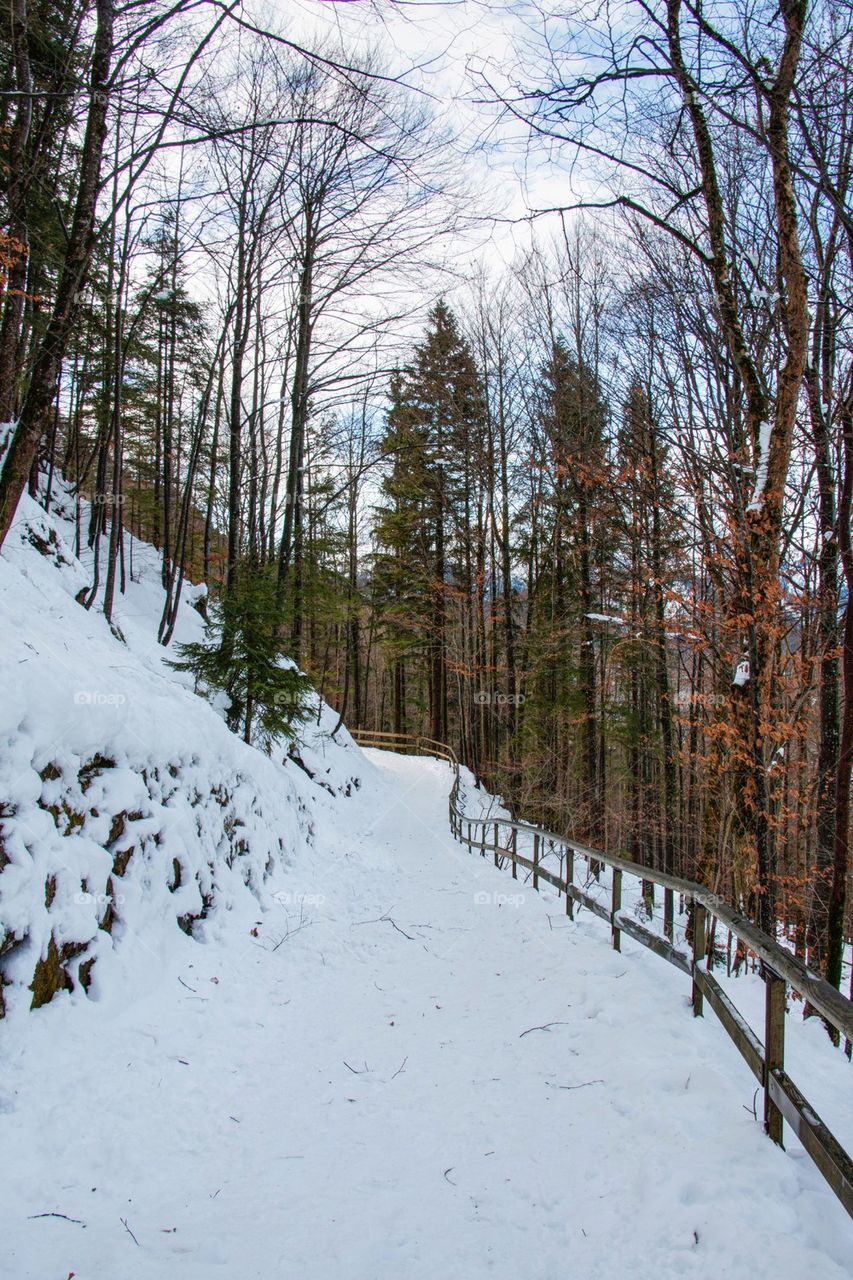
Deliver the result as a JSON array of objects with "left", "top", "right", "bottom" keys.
[
  {"left": 0, "top": 0, "right": 33, "bottom": 424},
  {"left": 0, "top": 0, "right": 115, "bottom": 549},
  {"left": 827, "top": 404, "right": 853, "bottom": 990}
]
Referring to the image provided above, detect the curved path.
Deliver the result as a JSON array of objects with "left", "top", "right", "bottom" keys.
[{"left": 2, "top": 747, "right": 851, "bottom": 1278}]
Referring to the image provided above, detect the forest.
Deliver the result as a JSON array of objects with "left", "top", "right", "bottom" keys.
[{"left": 1, "top": 0, "right": 851, "bottom": 1002}]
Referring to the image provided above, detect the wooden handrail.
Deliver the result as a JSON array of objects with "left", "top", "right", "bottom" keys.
[{"left": 352, "top": 727, "right": 853, "bottom": 1220}]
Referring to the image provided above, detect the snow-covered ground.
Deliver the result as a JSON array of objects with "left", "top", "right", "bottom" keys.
[
  {"left": 523, "top": 839, "right": 853, "bottom": 1165},
  {"left": 1, "top": 486, "right": 852, "bottom": 1278},
  {"left": 1, "top": 747, "right": 851, "bottom": 1278}
]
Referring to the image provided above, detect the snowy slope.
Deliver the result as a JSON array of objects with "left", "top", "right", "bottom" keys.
[{"left": 0, "top": 485, "right": 365, "bottom": 1021}]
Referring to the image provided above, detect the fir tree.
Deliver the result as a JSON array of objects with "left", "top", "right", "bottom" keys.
[
  {"left": 372, "top": 369, "right": 435, "bottom": 732},
  {"left": 170, "top": 559, "right": 312, "bottom": 748},
  {"left": 372, "top": 302, "right": 486, "bottom": 741},
  {"left": 520, "top": 340, "right": 612, "bottom": 837}
]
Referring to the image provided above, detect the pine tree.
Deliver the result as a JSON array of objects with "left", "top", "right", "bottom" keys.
[
  {"left": 372, "top": 369, "right": 434, "bottom": 734},
  {"left": 521, "top": 340, "right": 611, "bottom": 837},
  {"left": 372, "top": 303, "right": 486, "bottom": 742},
  {"left": 170, "top": 559, "right": 312, "bottom": 748},
  {"left": 615, "top": 381, "right": 686, "bottom": 916}
]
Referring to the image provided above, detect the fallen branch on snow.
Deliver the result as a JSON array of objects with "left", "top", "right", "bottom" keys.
[
  {"left": 519, "top": 1021, "right": 569, "bottom": 1038},
  {"left": 28, "top": 1212, "right": 86, "bottom": 1227}
]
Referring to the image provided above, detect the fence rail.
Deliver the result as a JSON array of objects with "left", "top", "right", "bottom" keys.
[{"left": 352, "top": 727, "right": 853, "bottom": 1220}]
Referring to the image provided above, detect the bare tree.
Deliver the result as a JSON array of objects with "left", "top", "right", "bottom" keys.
[{"left": 479, "top": 0, "right": 811, "bottom": 934}]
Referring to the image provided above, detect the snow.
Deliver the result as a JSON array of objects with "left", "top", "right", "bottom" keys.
[
  {"left": 747, "top": 420, "right": 772, "bottom": 513},
  {"left": 585, "top": 612, "right": 625, "bottom": 626},
  {"left": 1, "top": 483, "right": 852, "bottom": 1278},
  {"left": 732, "top": 658, "right": 750, "bottom": 687},
  {"left": 0, "top": 483, "right": 364, "bottom": 1020},
  {"left": 0, "top": 419, "right": 13, "bottom": 467},
  {"left": 1, "top": 748, "right": 851, "bottom": 1277}
]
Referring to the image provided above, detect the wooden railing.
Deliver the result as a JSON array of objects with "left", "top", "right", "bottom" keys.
[{"left": 352, "top": 727, "right": 853, "bottom": 1220}]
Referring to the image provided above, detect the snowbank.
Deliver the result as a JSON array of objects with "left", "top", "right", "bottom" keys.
[{"left": 0, "top": 485, "right": 365, "bottom": 1020}]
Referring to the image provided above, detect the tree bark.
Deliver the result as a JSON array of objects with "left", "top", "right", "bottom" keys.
[{"left": 0, "top": 0, "right": 115, "bottom": 549}]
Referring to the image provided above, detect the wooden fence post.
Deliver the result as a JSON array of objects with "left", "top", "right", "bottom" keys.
[
  {"left": 764, "top": 968, "right": 786, "bottom": 1146},
  {"left": 565, "top": 846, "right": 574, "bottom": 918},
  {"left": 494, "top": 821, "right": 500, "bottom": 867},
  {"left": 664, "top": 887, "right": 674, "bottom": 941},
  {"left": 533, "top": 833, "right": 540, "bottom": 891},
  {"left": 611, "top": 868, "right": 622, "bottom": 951},
  {"left": 692, "top": 900, "right": 707, "bottom": 1016},
  {"left": 511, "top": 828, "right": 517, "bottom": 880}
]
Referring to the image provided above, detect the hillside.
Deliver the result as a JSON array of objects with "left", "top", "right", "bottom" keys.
[{"left": 0, "top": 484, "right": 366, "bottom": 1019}]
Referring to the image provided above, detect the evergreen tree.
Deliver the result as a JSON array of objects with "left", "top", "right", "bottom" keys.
[
  {"left": 520, "top": 340, "right": 611, "bottom": 837},
  {"left": 372, "top": 302, "right": 486, "bottom": 742},
  {"left": 170, "top": 559, "right": 312, "bottom": 748},
  {"left": 615, "top": 381, "right": 686, "bottom": 913},
  {"left": 372, "top": 369, "right": 435, "bottom": 733}
]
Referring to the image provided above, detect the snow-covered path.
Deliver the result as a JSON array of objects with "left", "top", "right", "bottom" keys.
[{"left": 2, "top": 748, "right": 851, "bottom": 1279}]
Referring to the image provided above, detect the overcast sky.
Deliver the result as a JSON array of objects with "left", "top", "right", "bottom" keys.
[{"left": 279, "top": 0, "right": 575, "bottom": 274}]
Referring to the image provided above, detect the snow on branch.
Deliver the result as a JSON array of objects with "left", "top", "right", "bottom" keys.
[{"left": 746, "top": 421, "right": 772, "bottom": 513}]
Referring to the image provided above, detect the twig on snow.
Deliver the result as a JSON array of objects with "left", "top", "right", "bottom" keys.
[
  {"left": 385, "top": 916, "right": 416, "bottom": 940},
  {"left": 121, "top": 1217, "right": 140, "bottom": 1247},
  {"left": 28, "top": 1212, "right": 86, "bottom": 1227},
  {"left": 353, "top": 908, "right": 416, "bottom": 941},
  {"left": 552, "top": 1079, "right": 604, "bottom": 1091},
  {"left": 271, "top": 906, "right": 314, "bottom": 950},
  {"left": 519, "top": 1021, "right": 569, "bottom": 1038}
]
